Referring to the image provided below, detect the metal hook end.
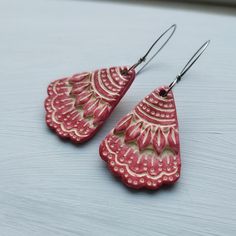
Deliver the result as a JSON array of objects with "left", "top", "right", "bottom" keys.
[
  {"left": 159, "top": 75, "right": 181, "bottom": 97},
  {"left": 160, "top": 40, "right": 210, "bottom": 97},
  {"left": 121, "top": 24, "right": 177, "bottom": 76}
]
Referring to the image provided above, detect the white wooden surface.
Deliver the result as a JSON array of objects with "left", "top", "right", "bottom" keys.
[{"left": 0, "top": 0, "right": 236, "bottom": 235}]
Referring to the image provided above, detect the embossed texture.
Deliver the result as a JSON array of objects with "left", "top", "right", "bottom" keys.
[
  {"left": 45, "top": 67, "right": 135, "bottom": 143},
  {"left": 100, "top": 86, "right": 181, "bottom": 190}
]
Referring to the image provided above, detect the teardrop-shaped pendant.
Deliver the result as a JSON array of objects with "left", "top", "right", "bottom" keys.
[
  {"left": 44, "top": 25, "right": 177, "bottom": 143},
  {"left": 99, "top": 40, "right": 210, "bottom": 190},
  {"left": 99, "top": 86, "right": 181, "bottom": 190},
  {"left": 45, "top": 67, "right": 135, "bottom": 143}
]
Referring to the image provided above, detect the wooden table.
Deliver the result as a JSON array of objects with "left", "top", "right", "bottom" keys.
[{"left": 0, "top": 0, "right": 236, "bottom": 235}]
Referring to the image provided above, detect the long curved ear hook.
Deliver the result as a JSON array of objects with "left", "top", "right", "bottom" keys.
[
  {"left": 160, "top": 40, "right": 210, "bottom": 97},
  {"left": 121, "top": 24, "right": 177, "bottom": 76}
]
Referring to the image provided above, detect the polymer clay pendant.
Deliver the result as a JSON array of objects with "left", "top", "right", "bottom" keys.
[
  {"left": 45, "top": 67, "right": 135, "bottom": 143},
  {"left": 100, "top": 40, "right": 210, "bottom": 189},
  {"left": 44, "top": 25, "right": 177, "bottom": 143},
  {"left": 100, "top": 86, "right": 180, "bottom": 189}
]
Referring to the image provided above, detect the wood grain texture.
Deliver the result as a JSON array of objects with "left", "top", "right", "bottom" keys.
[{"left": 0, "top": 0, "right": 236, "bottom": 235}]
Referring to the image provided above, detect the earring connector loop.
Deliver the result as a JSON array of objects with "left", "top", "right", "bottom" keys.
[
  {"left": 162, "top": 40, "right": 210, "bottom": 97},
  {"left": 121, "top": 24, "right": 177, "bottom": 76}
]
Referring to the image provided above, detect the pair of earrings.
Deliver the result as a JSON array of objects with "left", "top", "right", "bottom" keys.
[{"left": 45, "top": 25, "right": 210, "bottom": 190}]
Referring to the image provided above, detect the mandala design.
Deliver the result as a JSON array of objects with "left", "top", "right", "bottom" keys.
[
  {"left": 99, "top": 86, "right": 181, "bottom": 190},
  {"left": 45, "top": 66, "right": 136, "bottom": 143}
]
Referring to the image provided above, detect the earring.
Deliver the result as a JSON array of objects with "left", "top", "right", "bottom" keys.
[
  {"left": 44, "top": 25, "right": 177, "bottom": 143},
  {"left": 99, "top": 41, "right": 210, "bottom": 190}
]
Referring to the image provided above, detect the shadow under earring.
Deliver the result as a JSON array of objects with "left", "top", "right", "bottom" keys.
[
  {"left": 99, "top": 41, "right": 210, "bottom": 190},
  {"left": 44, "top": 25, "right": 177, "bottom": 143}
]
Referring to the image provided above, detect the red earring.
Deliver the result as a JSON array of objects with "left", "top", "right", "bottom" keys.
[
  {"left": 99, "top": 41, "right": 210, "bottom": 190},
  {"left": 44, "top": 25, "right": 176, "bottom": 143}
]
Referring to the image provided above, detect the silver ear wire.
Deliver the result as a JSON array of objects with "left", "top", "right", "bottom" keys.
[
  {"left": 161, "top": 40, "right": 210, "bottom": 97},
  {"left": 121, "top": 24, "right": 177, "bottom": 76}
]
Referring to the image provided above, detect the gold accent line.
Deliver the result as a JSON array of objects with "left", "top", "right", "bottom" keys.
[
  {"left": 72, "top": 84, "right": 89, "bottom": 93},
  {"left": 87, "top": 99, "right": 99, "bottom": 112},
  {"left": 53, "top": 118, "right": 89, "bottom": 137},
  {"left": 142, "top": 99, "right": 175, "bottom": 112},
  {"left": 71, "top": 112, "right": 80, "bottom": 121},
  {"left": 62, "top": 104, "right": 75, "bottom": 115},
  {"left": 97, "top": 70, "right": 119, "bottom": 96},
  {"left": 133, "top": 110, "right": 176, "bottom": 128},
  {"left": 136, "top": 106, "right": 175, "bottom": 123},
  {"left": 91, "top": 72, "right": 116, "bottom": 101},
  {"left": 51, "top": 115, "right": 90, "bottom": 138},
  {"left": 79, "top": 92, "right": 92, "bottom": 102},
  {"left": 50, "top": 94, "right": 94, "bottom": 137},
  {"left": 105, "top": 139, "right": 177, "bottom": 179},
  {"left": 157, "top": 129, "right": 161, "bottom": 147},
  {"left": 52, "top": 80, "right": 61, "bottom": 94},
  {"left": 141, "top": 126, "right": 151, "bottom": 147},
  {"left": 129, "top": 123, "right": 141, "bottom": 136},
  {"left": 97, "top": 105, "right": 107, "bottom": 117},
  {"left": 171, "top": 129, "right": 177, "bottom": 144},
  {"left": 106, "top": 69, "right": 123, "bottom": 89},
  {"left": 52, "top": 79, "right": 72, "bottom": 95},
  {"left": 61, "top": 98, "right": 73, "bottom": 102},
  {"left": 124, "top": 148, "right": 131, "bottom": 157},
  {"left": 116, "top": 114, "right": 132, "bottom": 129},
  {"left": 137, "top": 154, "right": 143, "bottom": 164}
]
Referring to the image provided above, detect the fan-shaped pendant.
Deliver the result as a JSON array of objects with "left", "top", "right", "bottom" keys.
[
  {"left": 45, "top": 66, "right": 135, "bottom": 143},
  {"left": 99, "top": 86, "right": 181, "bottom": 190}
]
